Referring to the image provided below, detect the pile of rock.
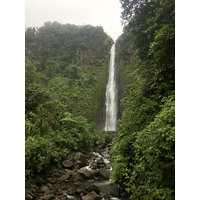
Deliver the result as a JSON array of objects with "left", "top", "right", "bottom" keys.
[{"left": 26, "top": 140, "right": 121, "bottom": 200}]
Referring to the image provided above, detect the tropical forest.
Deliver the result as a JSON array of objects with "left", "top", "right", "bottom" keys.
[{"left": 25, "top": 0, "right": 175, "bottom": 199}]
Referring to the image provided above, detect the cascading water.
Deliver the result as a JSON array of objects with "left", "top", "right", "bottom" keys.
[{"left": 104, "top": 43, "right": 118, "bottom": 131}]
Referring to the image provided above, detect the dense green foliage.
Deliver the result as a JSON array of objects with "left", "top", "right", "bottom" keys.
[
  {"left": 111, "top": 0, "right": 175, "bottom": 199},
  {"left": 25, "top": 22, "right": 113, "bottom": 179}
]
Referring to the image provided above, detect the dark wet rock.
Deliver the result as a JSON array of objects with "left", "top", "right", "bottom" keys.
[
  {"left": 74, "top": 160, "right": 83, "bottom": 169},
  {"left": 51, "top": 169, "right": 66, "bottom": 177},
  {"left": 83, "top": 152, "right": 91, "bottom": 159},
  {"left": 81, "top": 191, "right": 101, "bottom": 200},
  {"left": 47, "top": 183, "right": 52, "bottom": 189},
  {"left": 74, "top": 181, "right": 82, "bottom": 187},
  {"left": 25, "top": 193, "right": 33, "bottom": 200},
  {"left": 76, "top": 186, "right": 87, "bottom": 195},
  {"left": 96, "top": 161, "right": 106, "bottom": 168},
  {"left": 72, "top": 172, "right": 84, "bottom": 182},
  {"left": 67, "top": 187, "right": 76, "bottom": 195},
  {"left": 56, "top": 189, "right": 63, "bottom": 195},
  {"left": 74, "top": 152, "right": 87, "bottom": 167},
  {"left": 101, "top": 152, "right": 110, "bottom": 159},
  {"left": 110, "top": 188, "right": 119, "bottom": 197},
  {"left": 57, "top": 194, "right": 67, "bottom": 200},
  {"left": 62, "top": 160, "right": 73, "bottom": 168},
  {"left": 90, "top": 162, "right": 98, "bottom": 169},
  {"left": 40, "top": 194, "right": 54, "bottom": 200},
  {"left": 35, "top": 175, "right": 45, "bottom": 185},
  {"left": 105, "top": 163, "right": 112, "bottom": 169},
  {"left": 78, "top": 167, "right": 91, "bottom": 179},
  {"left": 98, "top": 168, "right": 110, "bottom": 180},
  {"left": 96, "top": 141, "right": 106, "bottom": 149},
  {"left": 64, "top": 169, "right": 73, "bottom": 175},
  {"left": 96, "top": 158, "right": 105, "bottom": 167},
  {"left": 58, "top": 174, "right": 70, "bottom": 182},
  {"left": 85, "top": 183, "right": 100, "bottom": 194},
  {"left": 41, "top": 186, "right": 49, "bottom": 193},
  {"left": 57, "top": 182, "right": 68, "bottom": 190},
  {"left": 78, "top": 167, "right": 97, "bottom": 179}
]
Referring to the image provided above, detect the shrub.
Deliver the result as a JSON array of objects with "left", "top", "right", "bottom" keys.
[{"left": 111, "top": 96, "right": 175, "bottom": 199}]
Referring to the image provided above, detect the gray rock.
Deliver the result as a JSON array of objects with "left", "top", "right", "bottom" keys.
[
  {"left": 74, "top": 152, "right": 87, "bottom": 167},
  {"left": 110, "top": 189, "right": 119, "bottom": 197},
  {"left": 96, "top": 158, "right": 106, "bottom": 168},
  {"left": 85, "top": 183, "right": 100, "bottom": 194},
  {"left": 90, "top": 162, "right": 98, "bottom": 169},
  {"left": 74, "top": 160, "right": 83, "bottom": 169},
  {"left": 81, "top": 191, "right": 101, "bottom": 200},
  {"left": 67, "top": 187, "right": 76, "bottom": 195},
  {"left": 41, "top": 186, "right": 49, "bottom": 193},
  {"left": 57, "top": 194, "right": 67, "bottom": 200},
  {"left": 72, "top": 172, "right": 84, "bottom": 183},
  {"left": 58, "top": 174, "right": 70, "bottom": 182},
  {"left": 98, "top": 168, "right": 110, "bottom": 180},
  {"left": 41, "top": 195, "right": 54, "bottom": 200},
  {"left": 62, "top": 160, "right": 73, "bottom": 168},
  {"left": 76, "top": 186, "right": 87, "bottom": 195},
  {"left": 25, "top": 193, "right": 33, "bottom": 200},
  {"left": 78, "top": 167, "right": 94, "bottom": 179}
]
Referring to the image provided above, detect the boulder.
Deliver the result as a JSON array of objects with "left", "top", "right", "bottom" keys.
[
  {"left": 98, "top": 168, "right": 110, "bottom": 180},
  {"left": 58, "top": 189, "right": 64, "bottom": 195},
  {"left": 74, "top": 160, "right": 83, "bottom": 169},
  {"left": 25, "top": 193, "right": 33, "bottom": 200},
  {"left": 57, "top": 194, "right": 67, "bottom": 200},
  {"left": 74, "top": 152, "right": 87, "bottom": 167},
  {"left": 90, "top": 162, "right": 98, "bottom": 169},
  {"left": 41, "top": 195, "right": 54, "bottom": 200},
  {"left": 58, "top": 174, "right": 70, "bottom": 182},
  {"left": 85, "top": 183, "right": 100, "bottom": 194},
  {"left": 67, "top": 187, "right": 76, "bottom": 195},
  {"left": 62, "top": 160, "right": 73, "bottom": 168},
  {"left": 41, "top": 186, "right": 49, "bottom": 193},
  {"left": 96, "top": 158, "right": 106, "bottom": 168},
  {"left": 110, "top": 188, "right": 119, "bottom": 197},
  {"left": 78, "top": 167, "right": 95, "bottom": 179},
  {"left": 101, "top": 152, "right": 110, "bottom": 159},
  {"left": 76, "top": 186, "right": 87, "bottom": 195},
  {"left": 67, "top": 196, "right": 78, "bottom": 200},
  {"left": 65, "top": 169, "right": 73, "bottom": 175},
  {"left": 72, "top": 172, "right": 84, "bottom": 183},
  {"left": 81, "top": 191, "right": 101, "bottom": 200},
  {"left": 35, "top": 175, "right": 45, "bottom": 185}
]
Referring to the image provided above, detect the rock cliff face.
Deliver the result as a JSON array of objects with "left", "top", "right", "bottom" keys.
[
  {"left": 95, "top": 66, "right": 108, "bottom": 131},
  {"left": 95, "top": 43, "right": 120, "bottom": 131}
]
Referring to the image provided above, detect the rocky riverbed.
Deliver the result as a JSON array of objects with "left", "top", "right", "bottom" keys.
[{"left": 25, "top": 139, "right": 126, "bottom": 200}]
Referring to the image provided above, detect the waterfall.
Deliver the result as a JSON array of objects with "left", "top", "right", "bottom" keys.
[{"left": 104, "top": 43, "right": 118, "bottom": 131}]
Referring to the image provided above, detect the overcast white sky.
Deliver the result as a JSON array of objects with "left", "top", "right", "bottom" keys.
[{"left": 25, "top": 0, "right": 123, "bottom": 40}]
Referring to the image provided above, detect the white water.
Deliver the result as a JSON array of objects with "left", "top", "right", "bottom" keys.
[{"left": 104, "top": 44, "right": 118, "bottom": 131}]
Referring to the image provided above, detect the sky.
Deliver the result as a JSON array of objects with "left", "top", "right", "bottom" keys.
[{"left": 25, "top": 0, "right": 123, "bottom": 41}]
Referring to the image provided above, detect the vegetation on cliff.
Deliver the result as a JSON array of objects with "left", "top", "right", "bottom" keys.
[
  {"left": 25, "top": 22, "right": 113, "bottom": 179},
  {"left": 111, "top": 0, "right": 175, "bottom": 199}
]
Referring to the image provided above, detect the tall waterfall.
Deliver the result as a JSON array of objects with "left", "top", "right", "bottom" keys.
[{"left": 104, "top": 43, "right": 118, "bottom": 131}]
